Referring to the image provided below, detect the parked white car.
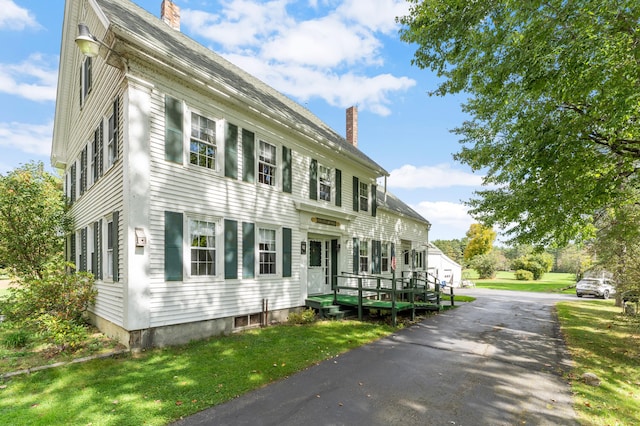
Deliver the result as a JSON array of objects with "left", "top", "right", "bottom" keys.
[{"left": 576, "top": 278, "right": 616, "bottom": 299}]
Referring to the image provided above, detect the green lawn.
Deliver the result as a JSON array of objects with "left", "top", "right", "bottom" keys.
[
  {"left": 0, "top": 320, "right": 395, "bottom": 425},
  {"left": 557, "top": 300, "right": 640, "bottom": 425},
  {"left": 465, "top": 270, "right": 577, "bottom": 293}
]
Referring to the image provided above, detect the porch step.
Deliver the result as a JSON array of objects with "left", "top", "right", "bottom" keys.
[{"left": 319, "top": 305, "right": 343, "bottom": 319}]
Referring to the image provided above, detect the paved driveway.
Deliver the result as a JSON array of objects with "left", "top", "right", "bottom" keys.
[{"left": 173, "top": 289, "right": 578, "bottom": 426}]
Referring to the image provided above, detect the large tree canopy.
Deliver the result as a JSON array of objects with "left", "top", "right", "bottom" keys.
[
  {"left": 0, "top": 162, "right": 71, "bottom": 279},
  {"left": 398, "top": 0, "right": 640, "bottom": 245}
]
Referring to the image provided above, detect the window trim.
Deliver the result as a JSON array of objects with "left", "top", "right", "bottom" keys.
[
  {"left": 359, "top": 240, "right": 369, "bottom": 274},
  {"left": 256, "top": 225, "right": 280, "bottom": 277},
  {"left": 381, "top": 242, "right": 389, "bottom": 273},
  {"left": 188, "top": 111, "right": 219, "bottom": 171},
  {"left": 318, "top": 164, "right": 332, "bottom": 202},
  {"left": 359, "top": 181, "right": 369, "bottom": 212},
  {"left": 104, "top": 215, "right": 115, "bottom": 281},
  {"left": 257, "top": 139, "right": 278, "bottom": 188},
  {"left": 184, "top": 214, "right": 222, "bottom": 280},
  {"left": 80, "top": 57, "right": 92, "bottom": 107}
]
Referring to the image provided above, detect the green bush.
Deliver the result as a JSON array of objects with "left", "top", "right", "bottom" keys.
[
  {"left": 470, "top": 252, "right": 499, "bottom": 279},
  {"left": 1, "top": 328, "right": 30, "bottom": 348},
  {"left": 288, "top": 308, "right": 316, "bottom": 324},
  {"left": 514, "top": 269, "right": 534, "bottom": 281},
  {"left": 511, "top": 253, "right": 553, "bottom": 280},
  {"left": 2, "top": 261, "right": 96, "bottom": 351}
]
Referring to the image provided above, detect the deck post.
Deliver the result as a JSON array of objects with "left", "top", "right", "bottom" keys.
[
  {"left": 450, "top": 285, "right": 454, "bottom": 307},
  {"left": 357, "top": 277, "right": 363, "bottom": 321},
  {"left": 391, "top": 274, "right": 397, "bottom": 326}
]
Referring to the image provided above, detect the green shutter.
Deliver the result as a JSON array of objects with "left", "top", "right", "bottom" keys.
[
  {"left": 225, "top": 122, "right": 238, "bottom": 179},
  {"left": 283, "top": 227, "right": 292, "bottom": 277},
  {"left": 165, "top": 95, "right": 183, "bottom": 163},
  {"left": 353, "top": 238, "right": 359, "bottom": 274},
  {"left": 242, "top": 222, "right": 255, "bottom": 278},
  {"left": 242, "top": 129, "right": 255, "bottom": 183},
  {"left": 224, "top": 219, "right": 238, "bottom": 279},
  {"left": 81, "top": 227, "right": 88, "bottom": 272},
  {"left": 282, "top": 146, "right": 292, "bottom": 193},
  {"left": 309, "top": 159, "right": 318, "bottom": 200},
  {"left": 335, "top": 169, "right": 342, "bottom": 207},
  {"left": 372, "top": 240, "right": 381, "bottom": 274},
  {"left": 371, "top": 184, "right": 377, "bottom": 217},
  {"left": 112, "top": 211, "right": 119, "bottom": 282},
  {"left": 352, "top": 176, "right": 359, "bottom": 212},
  {"left": 164, "top": 211, "right": 183, "bottom": 281}
]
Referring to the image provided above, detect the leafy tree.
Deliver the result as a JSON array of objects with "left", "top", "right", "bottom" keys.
[
  {"left": 0, "top": 162, "right": 71, "bottom": 279},
  {"left": 463, "top": 223, "right": 496, "bottom": 261},
  {"left": 432, "top": 238, "right": 467, "bottom": 265},
  {"left": 469, "top": 252, "right": 499, "bottom": 279},
  {"left": 398, "top": 1, "right": 640, "bottom": 246},
  {"left": 511, "top": 253, "right": 554, "bottom": 280}
]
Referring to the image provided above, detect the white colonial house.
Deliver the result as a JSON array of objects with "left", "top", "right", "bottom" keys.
[{"left": 52, "top": 0, "right": 432, "bottom": 348}]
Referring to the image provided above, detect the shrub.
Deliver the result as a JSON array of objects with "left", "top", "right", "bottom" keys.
[
  {"left": 2, "top": 328, "right": 30, "bottom": 349},
  {"left": 514, "top": 269, "right": 534, "bottom": 281},
  {"left": 511, "top": 253, "right": 553, "bottom": 280},
  {"left": 288, "top": 308, "right": 316, "bottom": 324},
  {"left": 470, "top": 252, "right": 499, "bottom": 279}
]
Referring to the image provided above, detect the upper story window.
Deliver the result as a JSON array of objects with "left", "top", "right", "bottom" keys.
[
  {"left": 258, "top": 227, "right": 277, "bottom": 274},
  {"left": 80, "top": 57, "right": 92, "bottom": 107},
  {"left": 319, "top": 165, "right": 331, "bottom": 202},
  {"left": 190, "top": 112, "right": 217, "bottom": 169},
  {"left": 359, "top": 181, "right": 369, "bottom": 212},
  {"left": 189, "top": 218, "right": 217, "bottom": 276},
  {"left": 107, "top": 97, "right": 119, "bottom": 169},
  {"left": 258, "top": 140, "right": 277, "bottom": 186}
]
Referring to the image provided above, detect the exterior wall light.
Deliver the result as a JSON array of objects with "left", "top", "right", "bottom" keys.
[{"left": 75, "top": 23, "right": 101, "bottom": 57}]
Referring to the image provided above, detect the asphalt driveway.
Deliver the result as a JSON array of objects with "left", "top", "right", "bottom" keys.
[{"left": 173, "top": 289, "right": 578, "bottom": 426}]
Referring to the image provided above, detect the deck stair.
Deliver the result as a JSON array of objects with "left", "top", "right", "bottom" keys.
[{"left": 305, "top": 297, "right": 352, "bottom": 319}]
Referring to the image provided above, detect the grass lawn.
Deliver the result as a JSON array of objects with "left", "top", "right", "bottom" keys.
[
  {"left": 557, "top": 300, "right": 640, "bottom": 425},
  {"left": 466, "top": 270, "right": 577, "bottom": 294},
  {"left": 0, "top": 320, "right": 395, "bottom": 425}
]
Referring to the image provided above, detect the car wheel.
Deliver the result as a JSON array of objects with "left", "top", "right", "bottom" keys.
[
  {"left": 602, "top": 290, "right": 610, "bottom": 300},
  {"left": 576, "top": 293, "right": 583, "bottom": 297}
]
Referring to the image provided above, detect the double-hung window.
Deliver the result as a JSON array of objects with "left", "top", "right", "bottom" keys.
[
  {"left": 359, "top": 241, "right": 369, "bottom": 273},
  {"left": 107, "top": 111, "right": 116, "bottom": 168},
  {"left": 381, "top": 243, "right": 389, "bottom": 272},
  {"left": 258, "top": 140, "right": 276, "bottom": 186},
  {"left": 319, "top": 165, "right": 331, "bottom": 201},
  {"left": 359, "top": 181, "right": 369, "bottom": 211},
  {"left": 189, "top": 218, "right": 216, "bottom": 276},
  {"left": 190, "top": 112, "right": 217, "bottom": 169},
  {"left": 106, "top": 219, "right": 114, "bottom": 280},
  {"left": 258, "top": 227, "right": 277, "bottom": 274}
]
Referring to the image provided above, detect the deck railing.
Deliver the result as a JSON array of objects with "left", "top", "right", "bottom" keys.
[{"left": 332, "top": 271, "right": 443, "bottom": 326}]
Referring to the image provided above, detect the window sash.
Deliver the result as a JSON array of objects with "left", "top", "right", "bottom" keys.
[
  {"left": 359, "top": 182, "right": 368, "bottom": 211},
  {"left": 258, "top": 140, "right": 276, "bottom": 186},
  {"left": 106, "top": 220, "right": 114, "bottom": 279},
  {"left": 258, "top": 228, "right": 277, "bottom": 274},
  {"left": 381, "top": 243, "right": 389, "bottom": 272},
  {"left": 190, "top": 112, "right": 217, "bottom": 169},
  {"left": 319, "top": 165, "right": 331, "bottom": 201},
  {"left": 189, "top": 219, "right": 216, "bottom": 276},
  {"left": 359, "top": 241, "right": 369, "bottom": 273}
]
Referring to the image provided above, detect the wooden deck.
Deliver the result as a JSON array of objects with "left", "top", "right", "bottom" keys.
[{"left": 306, "top": 294, "right": 442, "bottom": 316}]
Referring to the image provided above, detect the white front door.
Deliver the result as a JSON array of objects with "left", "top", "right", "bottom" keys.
[{"left": 307, "top": 239, "right": 330, "bottom": 295}]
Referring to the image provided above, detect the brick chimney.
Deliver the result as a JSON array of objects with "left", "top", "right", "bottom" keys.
[
  {"left": 161, "top": 0, "right": 181, "bottom": 31},
  {"left": 346, "top": 106, "right": 358, "bottom": 148}
]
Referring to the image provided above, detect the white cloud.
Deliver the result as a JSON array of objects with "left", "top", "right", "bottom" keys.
[
  {"left": 0, "top": 54, "right": 58, "bottom": 102},
  {"left": 336, "top": 0, "right": 410, "bottom": 33},
  {"left": 0, "top": 120, "right": 53, "bottom": 157},
  {"left": 182, "top": 0, "right": 414, "bottom": 116},
  {"left": 0, "top": 0, "right": 40, "bottom": 31},
  {"left": 388, "top": 164, "right": 484, "bottom": 189},
  {"left": 413, "top": 200, "right": 475, "bottom": 234}
]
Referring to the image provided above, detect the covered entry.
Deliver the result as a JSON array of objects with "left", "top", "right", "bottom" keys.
[{"left": 307, "top": 236, "right": 339, "bottom": 296}]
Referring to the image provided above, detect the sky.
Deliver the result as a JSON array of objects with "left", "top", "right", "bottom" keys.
[{"left": 0, "top": 0, "right": 485, "bottom": 241}]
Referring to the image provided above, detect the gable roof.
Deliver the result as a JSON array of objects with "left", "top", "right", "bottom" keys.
[
  {"left": 376, "top": 188, "right": 430, "bottom": 225},
  {"left": 53, "top": 0, "right": 387, "bottom": 176}
]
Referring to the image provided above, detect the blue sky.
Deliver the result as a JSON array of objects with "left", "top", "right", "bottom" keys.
[{"left": 0, "top": 0, "right": 484, "bottom": 241}]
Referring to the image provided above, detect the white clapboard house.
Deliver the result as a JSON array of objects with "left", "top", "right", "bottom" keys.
[{"left": 52, "top": 0, "right": 432, "bottom": 348}]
